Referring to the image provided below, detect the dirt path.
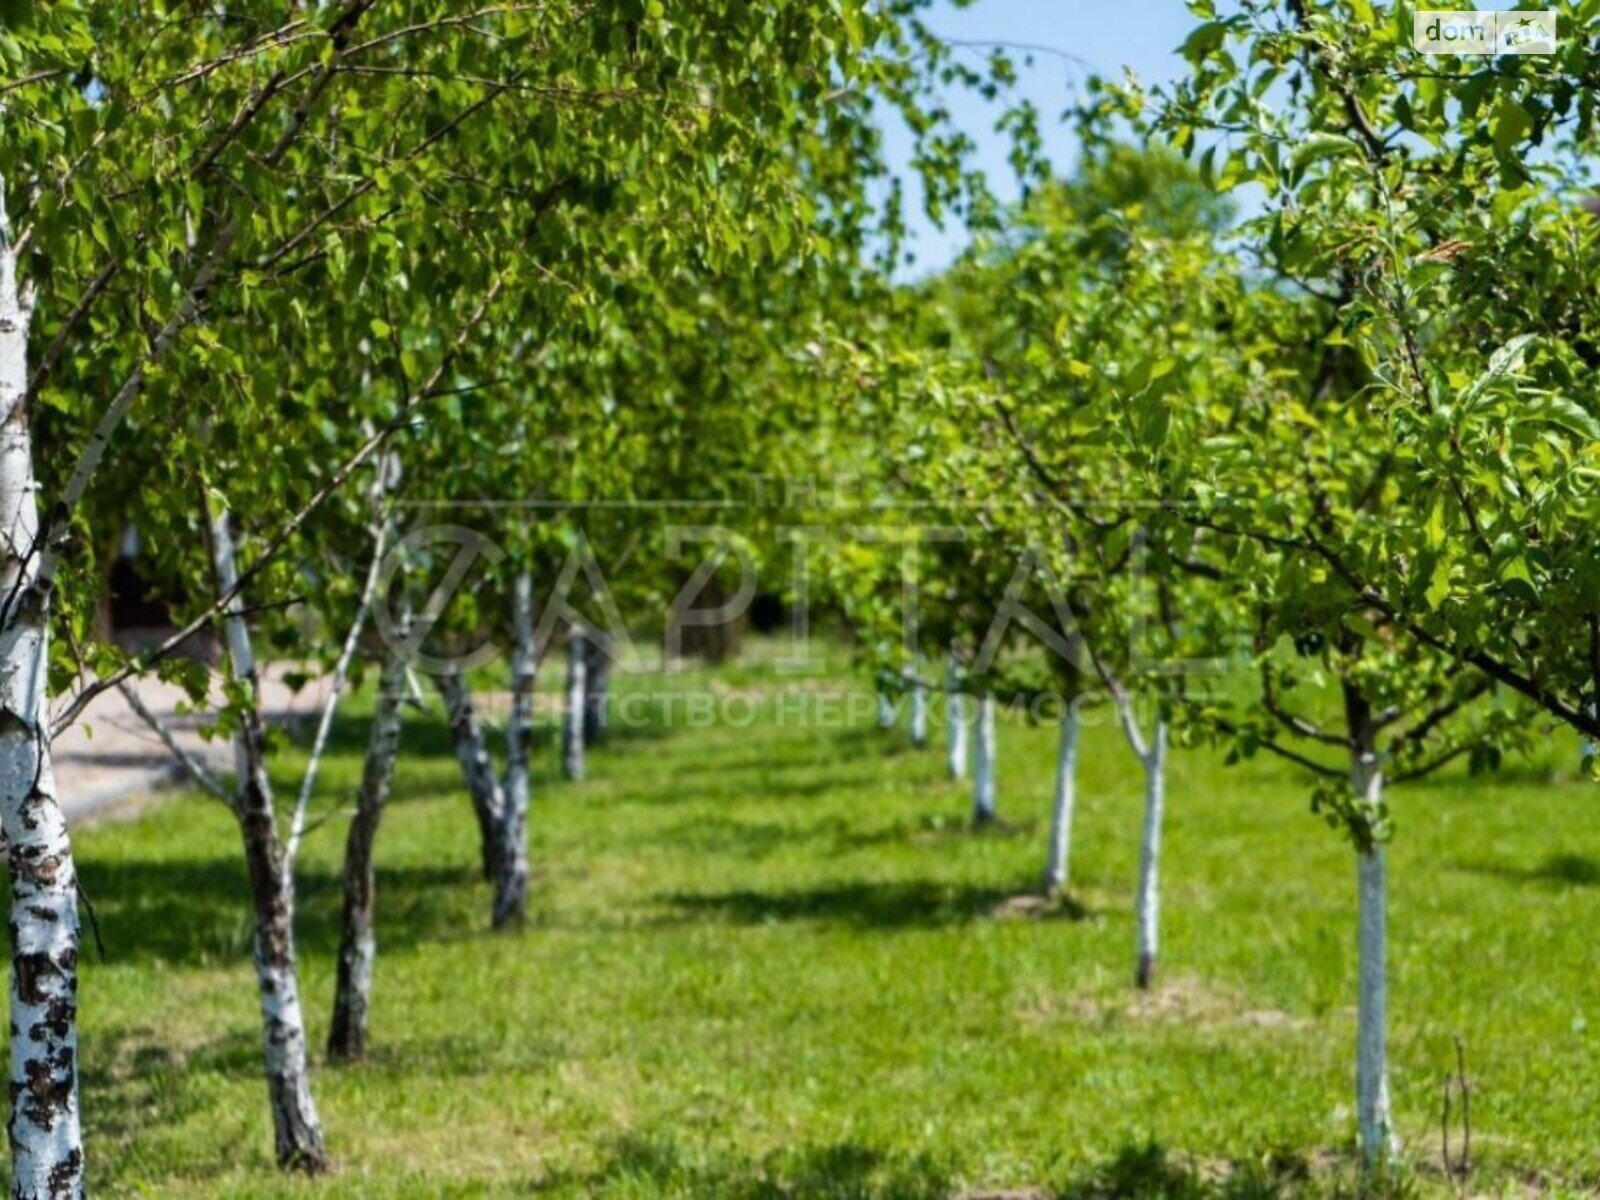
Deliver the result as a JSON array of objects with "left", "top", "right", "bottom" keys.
[{"left": 51, "top": 667, "right": 335, "bottom": 826}]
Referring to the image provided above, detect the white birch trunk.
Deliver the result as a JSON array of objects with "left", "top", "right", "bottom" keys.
[
  {"left": 971, "top": 693, "right": 997, "bottom": 824},
  {"left": 909, "top": 668, "right": 928, "bottom": 748},
  {"left": 327, "top": 640, "right": 406, "bottom": 1061},
  {"left": 1041, "top": 703, "right": 1080, "bottom": 896},
  {"left": 562, "top": 623, "right": 587, "bottom": 782},
  {"left": 433, "top": 670, "right": 503, "bottom": 878},
  {"left": 582, "top": 633, "right": 608, "bottom": 745},
  {"left": 0, "top": 217, "right": 85, "bottom": 1198},
  {"left": 494, "top": 571, "right": 535, "bottom": 927},
  {"left": 1133, "top": 720, "right": 1167, "bottom": 990},
  {"left": 946, "top": 653, "right": 968, "bottom": 779},
  {"left": 1352, "top": 750, "right": 1396, "bottom": 1167},
  {"left": 211, "top": 511, "right": 326, "bottom": 1171}
]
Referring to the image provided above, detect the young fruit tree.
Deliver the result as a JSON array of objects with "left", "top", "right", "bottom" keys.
[
  {"left": 1155, "top": 6, "right": 1600, "bottom": 1162},
  {"left": 1164, "top": 0, "right": 1600, "bottom": 754},
  {"left": 904, "top": 144, "right": 1239, "bottom": 941}
]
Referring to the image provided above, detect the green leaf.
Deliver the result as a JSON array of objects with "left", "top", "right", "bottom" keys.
[
  {"left": 1290, "top": 133, "right": 1362, "bottom": 173},
  {"left": 1461, "top": 334, "right": 1535, "bottom": 408},
  {"left": 1426, "top": 560, "right": 1451, "bottom": 610},
  {"left": 1424, "top": 498, "right": 1446, "bottom": 549},
  {"left": 1498, "top": 554, "right": 1534, "bottom": 589},
  {"left": 1491, "top": 97, "right": 1531, "bottom": 155}
]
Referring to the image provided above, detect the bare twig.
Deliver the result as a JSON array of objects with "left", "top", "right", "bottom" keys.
[{"left": 115, "top": 680, "right": 233, "bottom": 807}]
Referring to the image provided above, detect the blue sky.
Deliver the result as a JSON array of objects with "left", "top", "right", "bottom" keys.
[
  {"left": 883, "top": 0, "right": 1568, "bottom": 273},
  {"left": 883, "top": 0, "right": 1200, "bottom": 272}
]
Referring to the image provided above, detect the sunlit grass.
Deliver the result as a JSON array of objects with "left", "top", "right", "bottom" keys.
[{"left": 37, "top": 642, "right": 1600, "bottom": 1196}]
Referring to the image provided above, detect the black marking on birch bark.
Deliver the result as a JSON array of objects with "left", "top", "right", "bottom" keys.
[
  {"left": 10, "top": 852, "right": 63, "bottom": 887},
  {"left": 12, "top": 953, "right": 59, "bottom": 1006},
  {"left": 46, "top": 1146, "right": 83, "bottom": 1195},
  {"left": 435, "top": 672, "right": 504, "bottom": 877},
  {"left": 331, "top": 652, "right": 403, "bottom": 1059},
  {"left": 235, "top": 782, "right": 326, "bottom": 1170},
  {"left": 18, "top": 1051, "right": 74, "bottom": 1128},
  {"left": 30, "top": 992, "right": 76, "bottom": 1042}
]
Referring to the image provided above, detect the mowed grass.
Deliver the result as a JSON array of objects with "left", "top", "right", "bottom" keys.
[{"left": 39, "top": 643, "right": 1600, "bottom": 1197}]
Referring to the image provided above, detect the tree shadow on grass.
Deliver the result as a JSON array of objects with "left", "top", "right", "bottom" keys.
[
  {"left": 1056, "top": 1141, "right": 1348, "bottom": 1199},
  {"left": 641, "top": 815, "right": 824, "bottom": 858},
  {"left": 535, "top": 1134, "right": 955, "bottom": 1198},
  {"left": 79, "top": 1026, "right": 264, "bottom": 1153},
  {"left": 73, "top": 856, "right": 482, "bottom": 968},
  {"left": 1451, "top": 852, "right": 1600, "bottom": 889},
  {"left": 661, "top": 878, "right": 1023, "bottom": 930},
  {"left": 534, "top": 1137, "right": 1385, "bottom": 1199}
]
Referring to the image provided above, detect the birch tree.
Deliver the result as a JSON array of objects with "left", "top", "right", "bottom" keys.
[
  {"left": 0, "top": 0, "right": 1008, "bottom": 1181},
  {"left": 0, "top": 172, "right": 83, "bottom": 1200},
  {"left": 562, "top": 622, "right": 588, "bottom": 782},
  {"left": 328, "top": 611, "right": 409, "bottom": 1062}
]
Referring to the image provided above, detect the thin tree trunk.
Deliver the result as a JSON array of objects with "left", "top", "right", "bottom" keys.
[
  {"left": 1041, "top": 703, "right": 1080, "bottom": 896},
  {"left": 493, "top": 571, "right": 535, "bottom": 927},
  {"left": 946, "top": 652, "right": 968, "bottom": 779},
  {"left": 433, "top": 669, "right": 503, "bottom": 878},
  {"left": 909, "top": 665, "right": 928, "bottom": 748},
  {"left": 1351, "top": 736, "right": 1396, "bottom": 1168},
  {"left": 562, "top": 623, "right": 587, "bottom": 782},
  {"left": 971, "top": 693, "right": 997, "bottom": 825},
  {"left": 0, "top": 243, "right": 86, "bottom": 1195},
  {"left": 1133, "top": 720, "right": 1168, "bottom": 990},
  {"left": 582, "top": 632, "right": 609, "bottom": 745},
  {"left": 875, "top": 684, "right": 894, "bottom": 730},
  {"left": 286, "top": 508, "right": 388, "bottom": 863},
  {"left": 211, "top": 510, "right": 326, "bottom": 1171},
  {"left": 327, "top": 644, "right": 407, "bottom": 1062}
]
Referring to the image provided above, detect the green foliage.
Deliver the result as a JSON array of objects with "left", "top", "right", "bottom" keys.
[{"left": 1157, "top": 0, "right": 1600, "bottom": 746}]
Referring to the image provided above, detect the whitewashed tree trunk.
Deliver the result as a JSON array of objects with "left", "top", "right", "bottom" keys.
[
  {"left": 562, "top": 624, "right": 587, "bottom": 782},
  {"left": 909, "top": 667, "right": 928, "bottom": 748},
  {"left": 946, "top": 653, "right": 968, "bottom": 779},
  {"left": 211, "top": 511, "right": 326, "bottom": 1171},
  {"left": 1133, "top": 720, "right": 1168, "bottom": 990},
  {"left": 1041, "top": 703, "right": 1080, "bottom": 896},
  {"left": 327, "top": 642, "right": 406, "bottom": 1061},
  {"left": 582, "top": 633, "right": 609, "bottom": 745},
  {"left": 971, "top": 693, "right": 997, "bottom": 824},
  {"left": 0, "top": 225, "right": 85, "bottom": 1197},
  {"left": 494, "top": 571, "right": 535, "bottom": 927},
  {"left": 433, "top": 669, "right": 503, "bottom": 877},
  {"left": 1351, "top": 746, "right": 1396, "bottom": 1168}
]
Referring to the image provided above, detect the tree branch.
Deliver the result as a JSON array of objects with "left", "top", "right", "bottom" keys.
[{"left": 115, "top": 680, "right": 233, "bottom": 807}]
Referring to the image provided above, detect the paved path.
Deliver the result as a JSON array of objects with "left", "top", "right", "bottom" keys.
[{"left": 51, "top": 668, "right": 333, "bottom": 826}]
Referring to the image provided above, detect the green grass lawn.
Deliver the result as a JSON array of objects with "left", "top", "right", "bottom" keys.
[{"left": 47, "top": 645, "right": 1600, "bottom": 1197}]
